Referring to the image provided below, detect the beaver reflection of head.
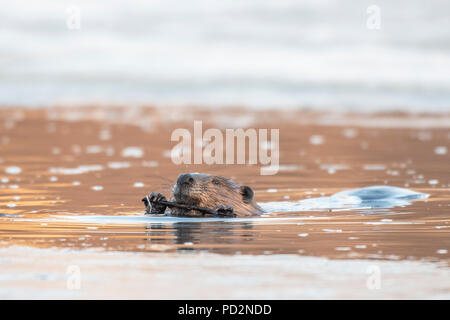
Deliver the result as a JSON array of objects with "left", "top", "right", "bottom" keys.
[{"left": 170, "top": 173, "right": 264, "bottom": 217}]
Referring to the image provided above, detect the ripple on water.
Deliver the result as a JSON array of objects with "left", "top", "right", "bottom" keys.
[
  {"left": 434, "top": 146, "right": 447, "bottom": 155},
  {"left": 363, "top": 164, "right": 386, "bottom": 171},
  {"left": 121, "top": 147, "right": 143, "bottom": 158},
  {"left": 48, "top": 186, "right": 428, "bottom": 226},
  {"left": 260, "top": 186, "right": 428, "bottom": 213},
  {"left": 50, "top": 165, "right": 104, "bottom": 175},
  {"left": 108, "top": 162, "right": 131, "bottom": 169},
  {"left": 5, "top": 166, "right": 21, "bottom": 174}
]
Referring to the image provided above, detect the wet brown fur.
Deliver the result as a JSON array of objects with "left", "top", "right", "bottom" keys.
[{"left": 169, "top": 173, "right": 264, "bottom": 217}]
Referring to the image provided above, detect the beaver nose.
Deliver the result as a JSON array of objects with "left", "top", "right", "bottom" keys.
[{"left": 177, "top": 173, "right": 195, "bottom": 185}]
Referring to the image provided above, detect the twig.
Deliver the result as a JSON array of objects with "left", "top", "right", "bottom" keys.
[{"left": 142, "top": 195, "right": 235, "bottom": 217}]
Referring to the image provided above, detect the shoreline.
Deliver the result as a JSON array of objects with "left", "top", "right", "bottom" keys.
[{"left": 0, "top": 245, "right": 448, "bottom": 299}]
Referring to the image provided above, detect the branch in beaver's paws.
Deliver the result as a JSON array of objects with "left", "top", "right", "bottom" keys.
[
  {"left": 142, "top": 192, "right": 236, "bottom": 217},
  {"left": 142, "top": 192, "right": 167, "bottom": 215}
]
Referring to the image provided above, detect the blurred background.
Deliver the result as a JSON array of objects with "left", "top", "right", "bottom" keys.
[{"left": 1, "top": 0, "right": 449, "bottom": 111}]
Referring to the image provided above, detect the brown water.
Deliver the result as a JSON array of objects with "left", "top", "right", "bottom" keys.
[{"left": 0, "top": 107, "right": 449, "bottom": 263}]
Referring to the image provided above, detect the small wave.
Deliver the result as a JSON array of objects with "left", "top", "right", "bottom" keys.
[{"left": 260, "top": 186, "right": 429, "bottom": 213}]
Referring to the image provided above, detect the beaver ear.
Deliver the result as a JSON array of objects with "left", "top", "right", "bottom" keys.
[{"left": 240, "top": 186, "right": 254, "bottom": 203}]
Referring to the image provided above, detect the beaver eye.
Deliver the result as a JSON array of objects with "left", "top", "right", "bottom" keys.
[{"left": 212, "top": 179, "right": 220, "bottom": 185}]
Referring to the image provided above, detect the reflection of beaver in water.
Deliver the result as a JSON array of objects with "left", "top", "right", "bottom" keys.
[{"left": 147, "top": 173, "right": 264, "bottom": 217}]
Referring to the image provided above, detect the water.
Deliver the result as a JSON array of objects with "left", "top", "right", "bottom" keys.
[
  {"left": 1, "top": 108, "right": 448, "bottom": 261},
  {"left": 53, "top": 185, "right": 429, "bottom": 224},
  {"left": 1, "top": 0, "right": 450, "bottom": 111},
  {"left": 1, "top": 245, "right": 447, "bottom": 299},
  {"left": 1, "top": 1, "right": 450, "bottom": 296},
  {"left": 262, "top": 186, "right": 429, "bottom": 212},
  {"left": 0, "top": 107, "right": 449, "bottom": 298}
]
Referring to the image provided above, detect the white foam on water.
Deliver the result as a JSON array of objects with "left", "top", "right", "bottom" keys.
[
  {"left": 363, "top": 164, "right": 387, "bottom": 171},
  {"left": 364, "top": 222, "right": 424, "bottom": 225},
  {"left": 335, "top": 247, "right": 351, "bottom": 251},
  {"left": 323, "top": 229, "right": 342, "bottom": 233},
  {"left": 121, "top": 147, "right": 143, "bottom": 158},
  {"left": 298, "top": 233, "right": 309, "bottom": 237},
  {"left": 309, "top": 135, "right": 324, "bottom": 145},
  {"left": 434, "top": 146, "right": 447, "bottom": 155},
  {"left": 107, "top": 161, "right": 131, "bottom": 169},
  {"left": 5, "top": 166, "right": 21, "bottom": 174},
  {"left": 86, "top": 145, "right": 103, "bottom": 154},
  {"left": 49, "top": 165, "right": 104, "bottom": 175}
]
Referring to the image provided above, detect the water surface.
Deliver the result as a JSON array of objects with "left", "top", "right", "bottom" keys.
[{"left": 1, "top": 107, "right": 448, "bottom": 261}]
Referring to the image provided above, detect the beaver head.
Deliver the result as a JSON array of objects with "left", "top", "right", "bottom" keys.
[{"left": 171, "top": 173, "right": 264, "bottom": 217}]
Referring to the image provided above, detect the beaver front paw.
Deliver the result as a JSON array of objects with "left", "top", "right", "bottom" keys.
[{"left": 143, "top": 192, "right": 167, "bottom": 215}]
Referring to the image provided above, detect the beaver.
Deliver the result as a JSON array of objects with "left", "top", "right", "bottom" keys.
[{"left": 147, "top": 173, "right": 264, "bottom": 217}]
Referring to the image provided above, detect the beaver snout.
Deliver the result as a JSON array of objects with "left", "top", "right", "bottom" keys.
[
  {"left": 173, "top": 173, "right": 198, "bottom": 205},
  {"left": 177, "top": 173, "right": 195, "bottom": 186}
]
